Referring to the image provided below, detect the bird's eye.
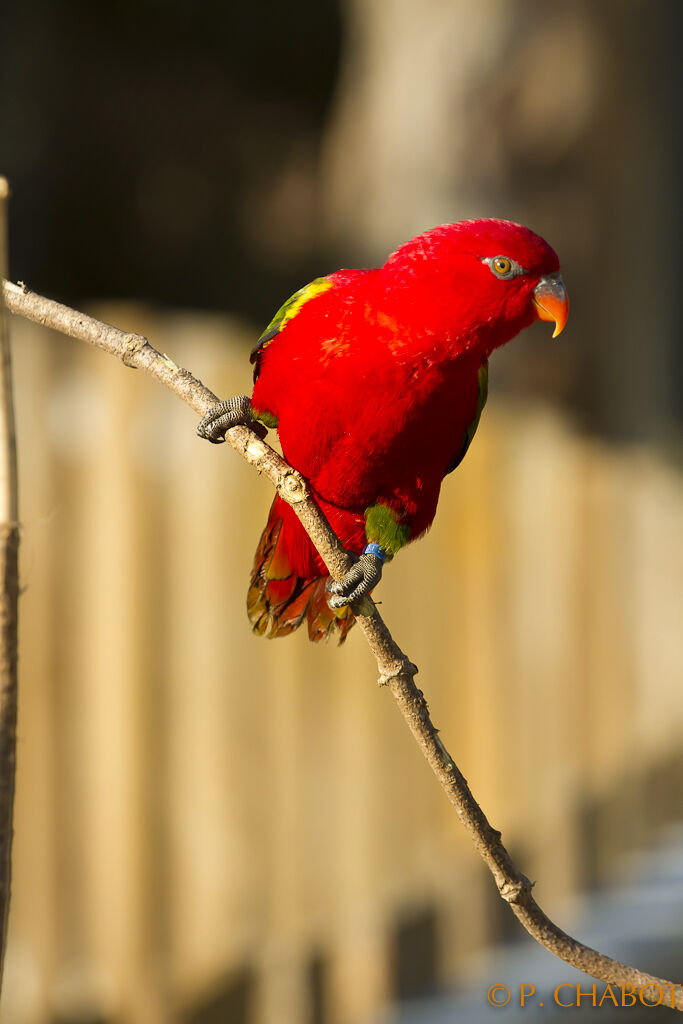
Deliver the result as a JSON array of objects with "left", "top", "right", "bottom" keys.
[{"left": 483, "top": 255, "right": 526, "bottom": 280}]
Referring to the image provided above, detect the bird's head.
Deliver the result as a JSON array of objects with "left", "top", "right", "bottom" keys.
[{"left": 386, "top": 218, "right": 568, "bottom": 354}]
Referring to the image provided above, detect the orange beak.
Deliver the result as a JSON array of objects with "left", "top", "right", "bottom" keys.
[{"left": 533, "top": 273, "right": 569, "bottom": 337}]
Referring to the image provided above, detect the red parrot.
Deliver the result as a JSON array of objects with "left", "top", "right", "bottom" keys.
[{"left": 198, "top": 219, "right": 568, "bottom": 642}]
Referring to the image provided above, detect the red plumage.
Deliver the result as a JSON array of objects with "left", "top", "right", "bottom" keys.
[{"left": 247, "top": 219, "right": 564, "bottom": 641}]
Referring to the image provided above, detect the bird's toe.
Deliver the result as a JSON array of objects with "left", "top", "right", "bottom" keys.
[
  {"left": 197, "top": 395, "right": 265, "bottom": 444},
  {"left": 326, "top": 552, "right": 383, "bottom": 609}
]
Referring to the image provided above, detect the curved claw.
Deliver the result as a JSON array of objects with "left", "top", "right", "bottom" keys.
[
  {"left": 197, "top": 395, "right": 267, "bottom": 444},
  {"left": 327, "top": 552, "right": 383, "bottom": 609}
]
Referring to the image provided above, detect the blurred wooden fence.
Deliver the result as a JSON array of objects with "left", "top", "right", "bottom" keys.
[{"left": 1, "top": 308, "right": 681, "bottom": 1024}]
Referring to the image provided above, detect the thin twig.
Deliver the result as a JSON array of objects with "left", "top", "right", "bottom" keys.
[
  {"left": 0, "top": 193, "right": 19, "bottom": 991},
  {"left": 4, "top": 278, "right": 682, "bottom": 1009}
]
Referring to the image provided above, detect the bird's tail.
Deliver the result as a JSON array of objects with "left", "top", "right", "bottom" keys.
[{"left": 247, "top": 495, "right": 355, "bottom": 643}]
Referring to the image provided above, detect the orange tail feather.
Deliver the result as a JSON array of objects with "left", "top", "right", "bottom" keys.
[{"left": 247, "top": 497, "right": 355, "bottom": 643}]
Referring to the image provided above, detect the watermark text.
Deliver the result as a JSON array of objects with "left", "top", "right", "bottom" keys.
[{"left": 487, "top": 982, "right": 682, "bottom": 1009}]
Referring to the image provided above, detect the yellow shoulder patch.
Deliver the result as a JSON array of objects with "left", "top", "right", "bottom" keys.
[{"left": 251, "top": 277, "right": 334, "bottom": 362}]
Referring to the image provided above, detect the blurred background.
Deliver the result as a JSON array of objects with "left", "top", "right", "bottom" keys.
[{"left": 1, "top": 0, "right": 682, "bottom": 1022}]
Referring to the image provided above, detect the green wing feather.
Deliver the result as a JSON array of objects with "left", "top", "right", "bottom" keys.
[
  {"left": 445, "top": 359, "right": 489, "bottom": 475},
  {"left": 250, "top": 277, "right": 332, "bottom": 378}
]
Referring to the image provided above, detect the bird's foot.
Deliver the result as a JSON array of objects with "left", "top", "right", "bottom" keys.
[
  {"left": 196, "top": 395, "right": 267, "bottom": 444},
  {"left": 327, "top": 551, "right": 384, "bottom": 610}
]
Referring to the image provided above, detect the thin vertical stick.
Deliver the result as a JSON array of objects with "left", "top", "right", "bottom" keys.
[{"left": 0, "top": 177, "right": 19, "bottom": 990}]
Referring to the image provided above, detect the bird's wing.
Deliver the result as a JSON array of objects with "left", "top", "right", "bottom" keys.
[
  {"left": 444, "top": 359, "right": 489, "bottom": 475},
  {"left": 250, "top": 277, "right": 333, "bottom": 381}
]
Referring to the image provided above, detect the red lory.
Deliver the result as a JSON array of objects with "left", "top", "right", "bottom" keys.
[{"left": 198, "top": 218, "right": 568, "bottom": 642}]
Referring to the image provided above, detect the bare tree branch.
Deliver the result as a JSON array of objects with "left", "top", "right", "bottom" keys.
[
  {"left": 0, "top": 191, "right": 19, "bottom": 991},
  {"left": 4, "top": 277, "right": 682, "bottom": 1009}
]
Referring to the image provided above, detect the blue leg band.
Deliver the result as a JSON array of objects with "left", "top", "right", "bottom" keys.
[{"left": 363, "top": 542, "right": 387, "bottom": 563}]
